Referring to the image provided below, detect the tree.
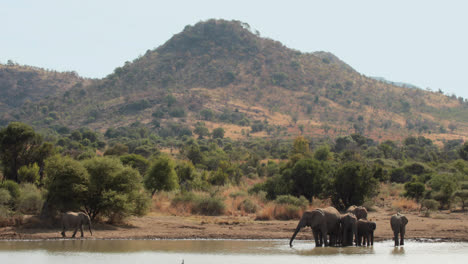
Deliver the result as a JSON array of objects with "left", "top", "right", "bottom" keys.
[
  {"left": 212, "top": 127, "right": 225, "bottom": 139},
  {"left": 289, "top": 158, "right": 326, "bottom": 200},
  {"left": 429, "top": 173, "right": 458, "bottom": 208},
  {"left": 44, "top": 155, "right": 89, "bottom": 213},
  {"left": 17, "top": 163, "right": 40, "bottom": 184},
  {"left": 454, "top": 190, "right": 468, "bottom": 211},
  {"left": 0, "top": 122, "right": 43, "bottom": 182},
  {"left": 144, "top": 155, "right": 179, "bottom": 196},
  {"left": 404, "top": 182, "right": 426, "bottom": 202},
  {"left": 314, "top": 145, "right": 331, "bottom": 161},
  {"left": 83, "top": 156, "right": 149, "bottom": 220},
  {"left": 120, "top": 154, "right": 149, "bottom": 176},
  {"left": 194, "top": 123, "right": 210, "bottom": 139},
  {"left": 459, "top": 142, "right": 468, "bottom": 161},
  {"left": 329, "top": 162, "right": 379, "bottom": 210}
]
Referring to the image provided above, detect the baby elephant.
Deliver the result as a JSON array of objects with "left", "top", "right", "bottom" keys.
[
  {"left": 357, "top": 219, "right": 376, "bottom": 246},
  {"left": 390, "top": 213, "right": 408, "bottom": 246},
  {"left": 61, "top": 211, "right": 93, "bottom": 238}
]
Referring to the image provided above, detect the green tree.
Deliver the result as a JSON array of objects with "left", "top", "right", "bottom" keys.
[
  {"left": 83, "top": 156, "right": 149, "bottom": 220},
  {"left": 314, "top": 145, "right": 331, "bottom": 161},
  {"left": 289, "top": 158, "right": 326, "bottom": 200},
  {"left": 454, "top": 190, "right": 468, "bottom": 211},
  {"left": 212, "top": 127, "right": 225, "bottom": 139},
  {"left": 144, "top": 155, "right": 179, "bottom": 196},
  {"left": 429, "top": 174, "right": 458, "bottom": 208},
  {"left": 404, "top": 182, "right": 426, "bottom": 202},
  {"left": 17, "top": 163, "right": 40, "bottom": 184},
  {"left": 0, "top": 122, "right": 43, "bottom": 182},
  {"left": 329, "top": 162, "right": 379, "bottom": 210},
  {"left": 459, "top": 142, "right": 468, "bottom": 161},
  {"left": 194, "top": 122, "right": 210, "bottom": 139},
  {"left": 44, "top": 155, "right": 89, "bottom": 213},
  {"left": 120, "top": 154, "right": 149, "bottom": 176}
]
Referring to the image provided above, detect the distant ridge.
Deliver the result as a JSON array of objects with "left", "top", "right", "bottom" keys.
[{"left": 1, "top": 19, "right": 467, "bottom": 142}]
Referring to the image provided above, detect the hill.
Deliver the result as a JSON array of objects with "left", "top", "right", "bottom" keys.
[
  {"left": 0, "top": 63, "right": 91, "bottom": 125},
  {"left": 3, "top": 19, "right": 468, "bottom": 142}
]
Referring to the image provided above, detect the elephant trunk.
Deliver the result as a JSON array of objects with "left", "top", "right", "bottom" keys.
[{"left": 290, "top": 224, "right": 302, "bottom": 247}]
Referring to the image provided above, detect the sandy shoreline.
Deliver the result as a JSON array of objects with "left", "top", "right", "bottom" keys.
[{"left": 1, "top": 208, "right": 467, "bottom": 242}]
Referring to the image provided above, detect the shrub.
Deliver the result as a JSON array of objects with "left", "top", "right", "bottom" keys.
[
  {"left": 241, "top": 198, "right": 258, "bottom": 213},
  {"left": 172, "top": 192, "right": 225, "bottom": 216},
  {"left": 273, "top": 204, "right": 302, "bottom": 220},
  {"left": 17, "top": 163, "right": 40, "bottom": 184},
  {"left": 191, "top": 196, "right": 225, "bottom": 216},
  {"left": 274, "top": 195, "right": 308, "bottom": 208},
  {"left": 404, "top": 182, "right": 426, "bottom": 202},
  {"left": 0, "top": 180, "right": 20, "bottom": 201},
  {"left": 17, "top": 184, "right": 44, "bottom": 214},
  {"left": 422, "top": 199, "right": 440, "bottom": 216},
  {"left": 0, "top": 189, "right": 11, "bottom": 206},
  {"left": 229, "top": 191, "right": 247, "bottom": 198}
]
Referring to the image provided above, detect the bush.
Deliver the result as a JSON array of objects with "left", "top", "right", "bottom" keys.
[
  {"left": 172, "top": 192, "right": 225, "bottom": 216},
  {"left": 191, "top": 196, "right": 225, "bottom": 216},
  {"left": 273, "top": 204, "right": 302, "bottom": 220},
  {"left": 241, "top": 198, "right": 258, "bottom": 213},
  {"left": 17, "top": 163, "right": 40, "bottom": 184},
  {"left": 0, "top": 180, "right": 20, "bottom": 201},
  {"left": 17, "top": 184, "right": 44, "bottom": 214},
  {"left": 274, "top": 195, "right": 308, "bottom": 208},
  {"left": 422, "top": 199, "right": 440, "bottom": 216},
  {"left": 0, "top": 189, "right": 11, "bottom": 206},
  {"left": 404, "top": 182, "right": 426, "bottom": 202}
]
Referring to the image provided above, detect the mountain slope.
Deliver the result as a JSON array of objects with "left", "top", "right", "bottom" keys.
[{"left": 5, "top": 19, "right": 468, "bottom": 142}]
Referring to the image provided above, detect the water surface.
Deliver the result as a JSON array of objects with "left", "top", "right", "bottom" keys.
[{"left": 0, "top": 239, "right": 466, "bottom": 264}]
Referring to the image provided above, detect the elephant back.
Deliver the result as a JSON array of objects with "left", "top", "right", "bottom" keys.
[
  {"left": 346, "top": 205, "right": 368, "bottom": 220},
  {"left": 390, "top": 213, "right": 408, "bottom": 230}
]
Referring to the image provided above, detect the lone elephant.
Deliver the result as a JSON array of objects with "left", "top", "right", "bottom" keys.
[
  {"left": 289, "top": 207, "right": 340, "bottom": 247},
  {"left": 346, "top": 205, "right": 368, "bottom": 220},
  {"left": 61, "top": 211, "right": 93, "bottom": 238},
  {"left": 357, "top": 219, "right": 376, "bottom": 246},
  {"left": 340, "top": 213, "right": 357, "bottom": 246},
  {"left": 390, "top": 213, "right": 408, "bottom": 246}
]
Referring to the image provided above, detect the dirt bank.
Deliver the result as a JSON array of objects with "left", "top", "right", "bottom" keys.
[{"left": 1, "top": 207, "right": 467, "bottom": 241}]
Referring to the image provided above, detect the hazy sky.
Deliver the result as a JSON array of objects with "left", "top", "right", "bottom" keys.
[{"left": 2, "top": 0, "right": 467, "bottom": 98}]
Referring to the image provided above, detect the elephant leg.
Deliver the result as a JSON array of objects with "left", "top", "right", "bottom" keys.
[
  {"left": 61, "top": 226, "right": 66, "bottom": 237},
  {"left": 400, "top": 230, "right": 405, "bottom": 246},
  {"left": 72, "top": 226, "right": 78, "bottom": 238},
  {"left": 80, "top": 224, "right": 84, "bottom": 237},
  {"left": 312, "top": 229, "right": 320, "bottom": 247},
  {"left": 366, "top": 234, "right": 370, "bottom": 246},
  {"left": 370, "top": 232, "right": 374, "bottom": 246},
  {"left": 320, "top": 227, "right": 329, "bottom": 247},
  {"left": 393, "top": 231, "right": 399, "bottom": 246}
]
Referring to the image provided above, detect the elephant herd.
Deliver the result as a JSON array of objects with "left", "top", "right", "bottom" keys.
[
  {"left": 59, "top": 207, "right": 408, "bottom": 247},
  {"left": 289, "top": 206, "right": 408, "bottom": 247}
]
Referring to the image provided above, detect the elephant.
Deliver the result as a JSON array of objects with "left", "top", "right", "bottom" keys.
[
  {"left": 289, "top": 207, "right": 340, "bottom": 247},
  {"left": 357, "top": 219, "right": 376, "bottom": 246},
  {"left": 340, "top": 213, "right": 357, "bottom": 246},
  {"left": 60, "top": 211, "right": 93, "bottom": 238},
  {"left": 390, "top": 213, "right": 408, "bottom": 246},
  {"left": 346, "top": 205, "right": 368, "bottom": 220}
]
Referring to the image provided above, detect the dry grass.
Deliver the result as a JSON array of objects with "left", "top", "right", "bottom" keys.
[{"left": 392, "top": 198, "right": 420, "bottom": 212}]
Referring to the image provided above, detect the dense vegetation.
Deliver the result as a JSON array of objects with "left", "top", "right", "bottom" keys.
[{"left": 1, "top": 121, "right": 467, "bottom": 224}]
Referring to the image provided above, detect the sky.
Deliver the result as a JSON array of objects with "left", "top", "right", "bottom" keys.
[{"left": 1, "top": 0, "right": 467, "bottom": 98}]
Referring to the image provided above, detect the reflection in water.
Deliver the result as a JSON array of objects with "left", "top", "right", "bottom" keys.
[
  {"left": 391, "top": 247, "right": 405, "bottom": 255},
  {"left": 0, "top": 240, "right": 467, "bottom": 264}
]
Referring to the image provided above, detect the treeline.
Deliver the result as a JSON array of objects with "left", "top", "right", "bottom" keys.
[{"left": 1, "top": 122, "right": 468, "bottom": 224}]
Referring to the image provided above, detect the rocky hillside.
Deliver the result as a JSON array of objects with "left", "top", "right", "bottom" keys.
[{"left": 3, "top": 19, "right": 468, "bottom": 142}]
